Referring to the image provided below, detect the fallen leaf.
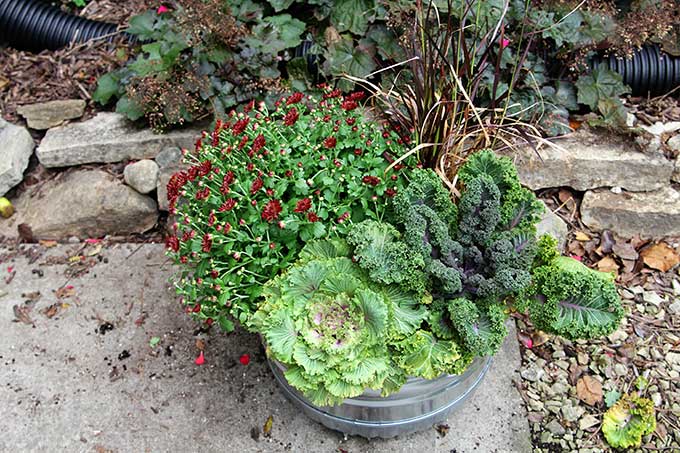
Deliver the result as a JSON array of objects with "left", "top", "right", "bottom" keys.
[
  {"left": 0, "top": 197, "right": 14, "bottom": 218},
  {"left": 195, "top": 339, "right": 205, "bottom": 350},
  {"left": 435, "top": 423, "right": 450, "bottom": 437},
  {"left": 569, "top": 119, "right": 582, "bottom": 130},
  {"left": 640, "top": 242, "right": 680, "bottom": 272},
  {"left": 263, "top": 415, "right": 274, "bottom": 437},
  {"left": 517, "top": 331, "right": 533, "bottom": 349},
  {"left": 86, "top": 244, "right": 103, "bottom": 256},
  {"left": 13, "top": 304, "right": 34, "bottom": 326},
  {"left": 39, "top": 240, "right": 58, "bottom": 248},
  {"left": 633, "top": 322, "right": 650, "bottom": 339},
  {"left": 41, "top": 304, "right": 59, "bottom": 319},
  {"left": 531, "top": 330, "right": 551, "bottom": 347},
  {"left": 17, "top": 223, "right": 34, "bottom": 242},
  {"left": 149, "top": 337, "right": 161, "bottom": 348},
  {"left": 575, "top": 231, "right": 591, "bottom": 241},
  {"left": 596, "top": 256, "right": 619, "bottom": 273},
  {"left": 612, "top": 242, "right": 638, "bottom": 261},
  {"left": 576, "top": 375, "right": 603, "bottom": 406},
  {"left": 0, "top": 75, "right": 8, "bottom": 90},
  {"left": 68, "top": 255, "right": 82, "bottom": 263}
]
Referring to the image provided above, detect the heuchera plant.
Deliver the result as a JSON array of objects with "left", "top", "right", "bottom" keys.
[
  {"left": 165, "top": 88, "right": 414, "bottom": 329},
  {"left": 248, "top": 151, "right": 625, "bottom": 403}
]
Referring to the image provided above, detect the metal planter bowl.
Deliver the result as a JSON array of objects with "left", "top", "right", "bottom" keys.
[{"left": 268, "top": 356, "right": 492, "bottom": 439}]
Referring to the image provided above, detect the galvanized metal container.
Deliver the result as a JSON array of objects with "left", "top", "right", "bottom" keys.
[{"left": 268, "top": 356, "right": 492, "bottom": 439}]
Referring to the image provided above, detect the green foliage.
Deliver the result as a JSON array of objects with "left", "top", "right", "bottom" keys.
[
  {"left": 521, "top": 256, "right": 624, "bottom": 340},
  {"left": 575, "top": 68, "right": 630, "bottom": 127},
  {"left": 447, "top": 298, "right": 507, "bottom": 357},
  {"left": 249, "top": 239, "right": 445, "bottom": 404},
  {"left": 166, "top": 90, "right": 414, "bottom": 324},
  {"left": 603, "top": 393, "right": 656, "bottom": 449}
]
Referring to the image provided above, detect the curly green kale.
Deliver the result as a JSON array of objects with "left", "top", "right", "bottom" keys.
[
  {"left": 446, "top": 298, "right": 507, "bottom": 356},
  {"left": 347, "top": 220, "right": 425, "bottom": 294},
  {"left": 603, "top": 393, "right": 656, "bottom": 449},
  {"left": 249, "top": 240, "right": 434, "bottom": 405},
  {"left": 456, "top": 174, "right": 502, "bottom": 246},
  {"left": 521, "top": 256, "right": 624, "bottom": 340}
]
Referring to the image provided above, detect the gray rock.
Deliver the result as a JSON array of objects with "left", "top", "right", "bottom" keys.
[
  {"left": 668, "top": 300, "right": 680, "bottom": 315},
  {"left": 641, "top": 121, "right": 680, "bottom": 136},
  {"left": 0, "top": 119, "right": 34, "bottom": 196},
  {"left": 668, "top": 134, "right": 680, "bottom": 152},
  {"left": 578, "top": 414, "right": 599, "bottom": 430},
  {"left": 545, "top": 419, "right": 566, "bottom": 436},
  {"left": 672, "top": 156, "right": 680, "bottom": 184},
  {"left": 521, "top": 366, "right": 545, "bottom": 382},
  {"left": 561, "top": 404, "right": 585, "bottom": 423},
  {"left": 536, "top": 202, "right": 568, "bottom": 251},
  {"left": 16, "top": 99, "right": 86, "bottom": 130},
  {"left": 37, "top": 112, "right": 203, "bottom": 168},
  {"left": 124, "top": 160, "right": 160, "bottom": 194},
  {"left": 0, "top": 169, "right": 157, "bottom": 240},
  {"left": 155, "top": 147, "right": 183, "bottom": 168},
  {"left": 510, "top": 130, "right": 673, "bottom": 191},
  {"left": 581, "top": 187, "right": 680, "bottom": 238}
]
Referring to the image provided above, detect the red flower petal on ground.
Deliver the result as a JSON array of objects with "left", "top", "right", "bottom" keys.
[
  {"left": 157, "top": 5, "right": 169, "bottom": 14},
  {"left": 195, "top": 351, "right": 205, "bottom": 366},
  {"left": 294, "top": 198, "right": 312, "bottom": 213},
  {"left": 261, "top": 200, "right": 282, "bottom": 222},
  {"left": 323, "top": 137, "right": 337, "bottom": 149},
  {"left": 250, "top": 177, "right": 264, "bottom": 194},
  {"left": 239, "top": 354, "right": 250, "bottom": 365}
]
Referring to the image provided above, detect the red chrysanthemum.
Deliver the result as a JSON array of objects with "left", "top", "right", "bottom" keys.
[
  {"left": 349, "top": 91, "right": 366, "bottom": 101},
  {"left": 283, "top": 108, "right": 299, "bottom": 126},
  {"left": 250, "top": 177, "right": 263, "bottom": 194},
  {"left": 294, "top": 198, "right": 312, "bottom": 213},
  {"left": 251, "top": 134, "right": 266, "bottom": 154},
  {"left": 195, "top": 187, "right": 211, "bottom": 200},
  {"left": 307, "top": 211, "right": 319, "bottom": 222},
  {"left": 165, "top": 236, "right": 179, "bottom": 252},
  {"left": 286, "top": 92, "right": 304, "bottom": 105},
  {"left": 218, "top": 198, "right": 237, "bottom": 212},
  {"left": 201, "top": 233, "right": 212, "bottom": 252},
  {"left": 208, "top": 211, "right": 216, "bottom": 226},
  {"left": 323, "top": 137, "right": 337, "bottom": 149},
  {"left": 232, "top": 118, "right": 250, "bottom": 135},
  {"left": 337, "top": 212, "right": 350, "bottom": 223},
  {"left": 362, "top": 175, "right": 380, "bottom": 186},
  {"left": 341, "top": 99, "right": 358, "bottom": 111},
  {"left": 187, "top": 166, "right": 199, "bottom": 181},
  {"left": 261, "top": 200, "right": 282, "bottom": 221},
  {"left": 243, "top": 100, "right": 255, "bottom": 113},
  {"left": 386, "top": 188, "right": 397, "bottom": 197},
  {"left": 198, "top": 160, "right": 212, "bottom": 177}
]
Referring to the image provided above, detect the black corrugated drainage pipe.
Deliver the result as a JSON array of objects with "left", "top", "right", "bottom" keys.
[
  {"left": 596, "top": 45, "right": 680, "bottom": 96},
  {"left": 0, "top": 0, "right": 119, "bottom": 51}
]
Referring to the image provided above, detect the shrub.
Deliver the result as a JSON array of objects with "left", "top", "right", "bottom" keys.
[{"left": 165, "top": 89, "right": 414, "bottom": 327}]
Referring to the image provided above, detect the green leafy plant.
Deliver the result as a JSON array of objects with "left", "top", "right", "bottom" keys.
[
  {"left": 165, "top": 89, "right": 414, "bottom": 327},
  {"left": 603, "top": 393, "right": 656, "bottom": 449}
]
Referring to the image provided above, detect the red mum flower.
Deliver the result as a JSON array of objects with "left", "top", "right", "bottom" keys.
[
  {"left": 307, "top": 211, "right": 319, "bottom": 222},
  {"left": 323, "top": 137, "right": 337, "bottom": 149},
  {"left": 386, "top": 188, "right": 397, "bottom": 197},
  {"left": 323, "top": 88, "right": 342, "bottom": 99},
  {"left": 165, "top": 236, "right": 179, "bottom": 252},
  {"left": 195, "top": 187, "right": 211, "bottom": 200},
  {"left": 201, "top": 233, "right": 212, "bottom": 252},
  {"left": 283, "top": 108, "right": 299, "bottom": 126},
  {"left": 218, "top": 198, "right": 237, "bottom": 212},
  {"left": 224, "top": 222, "right": 232, "bottom": 234},
  {"left": 261, "top": 200, "right": 282, "bottom": 221},
  {"left": 187, "top": 166, "right": 199, "bottom": 181},
  {"left": 294, "top": 198, "right": 312, "bottom": 213},
  {"left": 341, "top": 99, "right": 358, "bottom": 111},
  {"left": 362, "top": 175, "right": 380, "bottom": 186},
  {"left": 337, "top": 212, "right": 350, "bottom": 223},
  {"left": 243, "top": 100, "right": 255, "bottom": 113},
  {"left": 346, "top": 117, "right": 356, "bottom": 126},
  {"left": 349, "top": 91, "right": 366, "bottom": 101},
  {"left": 286, "top": 92, "right": 304, "bottom": 105},
  {"left": 208, "top": 211, "right": 216, "bottom": 226},
  {"left": 166, "top": 171, "right": 188, "bottom": 206},
  {"left": 232, "top": 118, "right": 250, "bottom": 135},
  {"left": 251, "top": 134, "right": 266, "bottom": 154},
  {"left": 250, "top": 177, "right": 264, "bottom": 194},
  {"left": 198, "top": 160, "right": 212, "bottom": 177}
]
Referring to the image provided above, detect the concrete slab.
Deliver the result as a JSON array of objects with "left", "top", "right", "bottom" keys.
[{"left": 0, "top": 243, "right": 531, "bottom": 453}]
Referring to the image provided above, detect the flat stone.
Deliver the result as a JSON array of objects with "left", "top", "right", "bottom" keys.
[
  {"left": 561, "top": 404, "right": 585, "bottom": 423},
  {"left": 16, "top": 99, "right": 85, "bottom": 130},
  {"left": 0, "top": 119, "right": 34, "bottom": 197},
  {"left": 124, "top": 160, "right": 160, "bottom": 194},
  {"left": 155, "top": 146, "right": 183, "bottom": 168},
  {"left": 0, "top": 169, "right": 157, "bottom": 240},
  {"left": 536, "top": 202, "right": 568, "bottom": 252},
  {"left": 643, "top": 291, "right": 665, "bottom": 306},
  {"left": 581, "top": 187, "right": 680, "bottom": 238},
  {"left": 37, "top": 112, "right": 203, "bottom": 168},
  {"left": 545, "top": 419, "right": 566, "bottom": 436},
  {"left": 672, "top": 156, "right": 680, "bottom": 183},
  {"left": 668, "top": 300, "right": 680, "bottom": 315},
  {"left": 510, "top": 130, "right": 673, "bottom": 191},
  {"left": 641, "top": 121, "right": 680, "bottom": 136}
]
